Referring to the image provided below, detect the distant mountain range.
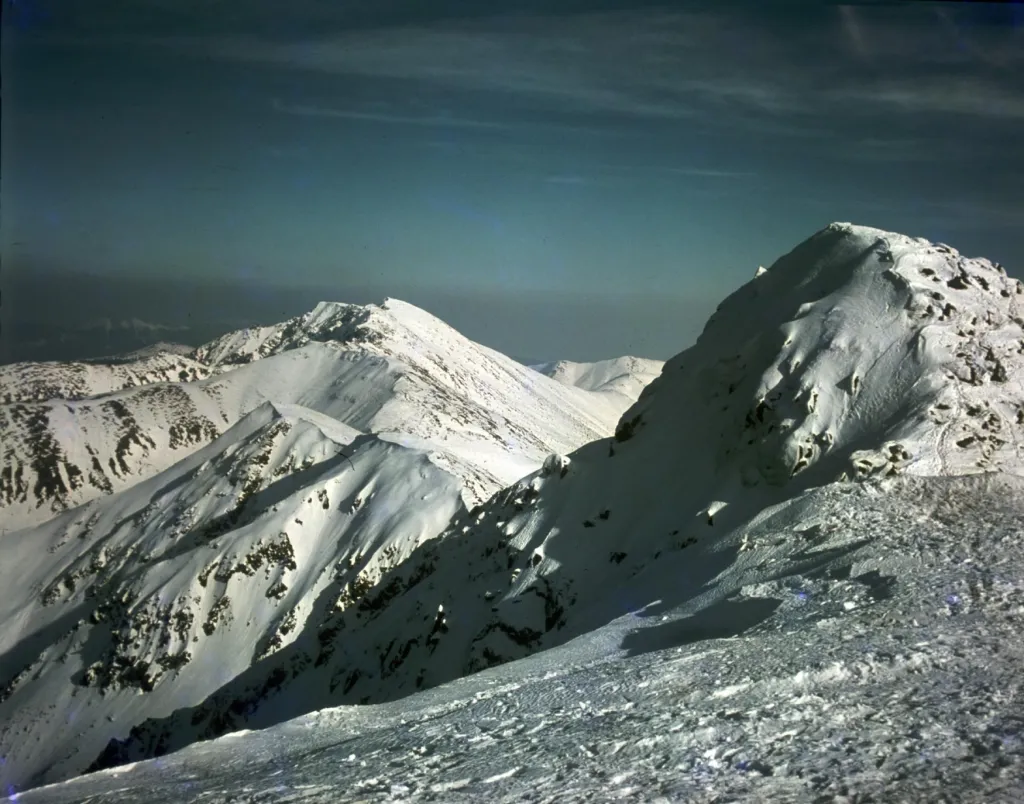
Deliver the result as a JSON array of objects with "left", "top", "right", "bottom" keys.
[
  {"left": 0, "top": 299, "right": 657, "bottom": 534},
  {"left": 531, "top": 356, "right": 664, "bottom": 398}
]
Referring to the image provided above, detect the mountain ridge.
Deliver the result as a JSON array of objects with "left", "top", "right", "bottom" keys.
[
  {"left": 60, "top": 221, "right": 1024, "bottom": 779},
  {"left": 1, "top": 299, "right": 653, "bottom": 532},
  {"left": 531, "top": 355, "right": 664, "bottom": 400},
  {"left": 4, "top": 222, "right": 1023, "bottom": 797}
]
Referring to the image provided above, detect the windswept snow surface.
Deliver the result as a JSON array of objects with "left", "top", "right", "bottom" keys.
[
  {"left": 531, "top": 356, "right": 664, "bottom": 402},
  {"left": 1, "top": 299, "right": 632, "bottom": 531},
  {"left": 6, "top": 223, "right": 1024, "bottom": 801},
  {"left": 20, "top": 474, "right": 1024, "bottom": 803}
]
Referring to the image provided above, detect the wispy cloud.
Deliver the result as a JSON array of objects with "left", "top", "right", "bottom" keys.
[
  {"left": 543, "top": 175, "right": 593, "bottom": 186},
  {"left": 210, "top": 10, "right": 1019, "bottom": 123},
  {"left": 538, "top": 164, "right": 758, "bottom": 190},
  {"left": 92, "top": 7, "right": 1023, "bottom": 130},
  {"left": 664, "top": 167, "right": 757, "bottom": 179},
  {"left": 833, "top": 79, "right": 1024, "bottom": 120},
  {"left": 839, "top": 6, "right": 870, "bottom": 62},
  {"left": 270, "top": 98, "right": 615, "bottom": 136},
  {"left": 272, "top": 98, "right": 514, "bottom": 130}
]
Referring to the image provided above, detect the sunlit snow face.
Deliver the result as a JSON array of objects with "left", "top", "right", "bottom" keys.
[{"left": 53, "top": 416, "right": 82, "bottom": 450}]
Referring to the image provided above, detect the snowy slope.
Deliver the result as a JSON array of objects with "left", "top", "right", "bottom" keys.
[
  {"left": 114, "top": 342, "right": 195, "bottom": 360},
  {"left": 531, "top": 355, "right": 664, "bottom": 401},
  {"left": 32, "top": 222, "right": 1023, "bottom": 788},
  {"left": 447, "top": 221, "right": 1024, "bottom": 665},
  {"left": 1, "top": 299, "right": 633, "bottom": 531},
  {"left": 0, "top": 349, "right": 210, "bottom": 404},
  {"left": 0, "top": 400, "right": 466, "bottom": 792},
  {"left": 20, "top": 473, "right": 1024, "bottom": 803}
]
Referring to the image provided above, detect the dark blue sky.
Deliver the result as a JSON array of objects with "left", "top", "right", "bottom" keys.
[{"left": 2, "top": 0, "right": 1023, "bottom": 363}]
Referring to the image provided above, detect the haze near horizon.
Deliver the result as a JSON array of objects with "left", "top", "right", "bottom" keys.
[{"left": 2, "top": 0, "right": 1022, "bottom": 364}]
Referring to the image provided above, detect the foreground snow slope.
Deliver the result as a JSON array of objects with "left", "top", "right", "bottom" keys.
[
  {"left": 531, "top": 355, "right": 664, "bottom": 402},
  {"left": 23, "top": 474, "right": 1024, "bottom": 803},
  {"left": 1, "top": 299, "right": 636, "bottom": 531},
  {"left": 56, "top": 223, "right": 1024, "bottom": 781},
  {"left": 0, "top": 401, "right": 466, "bottom": 791}
]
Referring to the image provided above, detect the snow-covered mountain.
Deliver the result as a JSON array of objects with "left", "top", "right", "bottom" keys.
[
  {"left": 0, "top": 400, "right": 469, "bottom": 790},
  {"left": 60, "top": 223, "right": 1022, "bottom": 774},
  {"left": 0, "top": 299, "right": 639, "bottom": 532},
  {"left": 5, "top": 223, "right": 1024, "bottom": 800},
  {"left": 531, "top": 355, "right": 664, "bottom": 402},
  {"left": 21, "top": 473, "right": 1024, "bottom": 803},
  {"left": 0, "top": 299, "right": 659, "bottom": 792},
  {"left": 109, "top": 342, "right": 196, "bottom": 360},
  {"left": 0, "top": 347, "right": 209, "bottom": 404}
]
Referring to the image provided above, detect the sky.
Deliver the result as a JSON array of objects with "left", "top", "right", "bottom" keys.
[{"left": 2, "top": 0, "right": 1023, "bottom": 364}]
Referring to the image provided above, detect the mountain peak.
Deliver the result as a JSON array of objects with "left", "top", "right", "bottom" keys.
[
  {"left": 532, "top": 355, "right": 664, "bottom": 398},
  {"left": 625, "top": 222, "right": 1023, "bottom": 499},
  {"left": 194, "top": 299, "right": 452, "bottom": 369},
  {"left": 306, "top": 300, "right": 354, "bottom": 318},
  {"left": 4, "top": 224, "right": 1021, "bottom": 797}
]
